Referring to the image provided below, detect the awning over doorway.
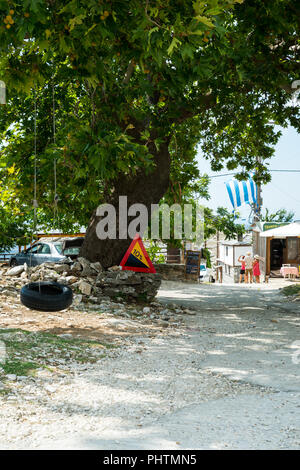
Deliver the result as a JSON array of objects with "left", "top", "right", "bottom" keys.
[{"left": 260, "top": 222, "right": 300, "bottom": 238}]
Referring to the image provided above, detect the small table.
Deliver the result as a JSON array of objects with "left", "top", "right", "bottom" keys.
[{"left": 280, "top": 266, "right": 299, "bottom": 279}]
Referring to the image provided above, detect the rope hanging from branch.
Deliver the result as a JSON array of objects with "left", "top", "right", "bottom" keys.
[
  {"left": 52, "top": 82, "right": 59, "bottom": 220},
  {"left": 33, "top": 87, "right": 38, "bottom": 229},
  {"left": 30, "top": 87, "right": 39, "bottom": 283}
]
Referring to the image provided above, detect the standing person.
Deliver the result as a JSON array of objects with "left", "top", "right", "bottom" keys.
[
  {"left": 244, "top": 251, "right": 254, "bottom": 283},
  {"left": 238, "top": 255, "right": 246, "bottom": 283},
  {"left": 253, "top": 254, "right": 265, "bottom": 283}
]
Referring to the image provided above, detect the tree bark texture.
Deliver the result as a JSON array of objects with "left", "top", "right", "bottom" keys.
[{"left": 80, "top": 139, "right": 171, "bottom": 267}]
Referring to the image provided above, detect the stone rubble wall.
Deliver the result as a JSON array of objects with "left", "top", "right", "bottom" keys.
[
  {"left": 2, "top": 257, "right": 162, "bottom": 303},
  {"left": 154, "top": 263, "right": 186, "bottom": 281}
]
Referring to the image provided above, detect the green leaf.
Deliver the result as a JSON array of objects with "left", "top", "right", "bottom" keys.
[
  {"left": 69, "top": 14, "right": 86, "bottom": 32},
  {"left": 181, "top": 44, "right": 194, "bottom": 60},
  {"left": 85, "top": 24, "right": 97, "bottom": 36},
  {"left": 195, "top": 16, "right": 214, "bottom": 28},
  {"left": 167, "top": 37, "right": 182, "bottom": 56}
]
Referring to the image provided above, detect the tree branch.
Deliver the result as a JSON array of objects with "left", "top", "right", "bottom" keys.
[
  {"left": 123, "top": 60, "right": 135, "bottom": 85},
  {"left": 145, "top": 0, "right": 161, "bottom": 28}
]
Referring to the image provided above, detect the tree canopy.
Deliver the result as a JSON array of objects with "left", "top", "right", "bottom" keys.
[
  {"left": 0, "top": 0, "right": 299, "bottom": 264},
  {"left": 262, "top": 208, "right": 295, "bottom": 223}
]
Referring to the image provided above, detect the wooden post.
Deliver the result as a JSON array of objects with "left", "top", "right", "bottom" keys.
[
  {"left": 266, "top": 237, "right": 271, "bottom": 275},
  {"left": 215, "top": 265, "right": 223, "bottom": 283},
  {"left": 181, "top": 241, "right": 185, "bottom": 264},
  {"left": 254, "top": 156, "right": 263, "bottom": 221}
]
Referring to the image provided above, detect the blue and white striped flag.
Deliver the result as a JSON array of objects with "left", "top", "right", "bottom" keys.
[{"left": 226, "top": 176, "right": 257, "bottom": 211}]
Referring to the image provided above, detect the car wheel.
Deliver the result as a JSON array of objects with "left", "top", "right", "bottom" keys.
[{"left": 20, "top": 282, "right": 73, "bottom": 312}]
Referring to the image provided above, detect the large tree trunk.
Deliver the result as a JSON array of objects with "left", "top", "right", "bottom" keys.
[{"left": 80, "top": 140, "right": 171, "bottom": 267}]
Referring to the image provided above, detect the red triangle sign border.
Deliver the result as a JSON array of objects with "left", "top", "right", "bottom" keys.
[{"left": 120, "top": 234, "right": 156, "bottom": 273}]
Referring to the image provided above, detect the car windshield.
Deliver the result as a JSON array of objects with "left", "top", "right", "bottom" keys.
[{"left": 54, "top": 243, "right": 63, "bottom": 254}]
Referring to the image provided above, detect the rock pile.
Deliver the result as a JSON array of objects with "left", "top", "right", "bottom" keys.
[{"left": 2, "top": 257, "right": 162, "bottom": 303}]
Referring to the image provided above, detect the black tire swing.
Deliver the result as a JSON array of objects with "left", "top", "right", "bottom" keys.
[
  {"left": 20, "top": 84, "right": 73, "bottom": 312},
  {"left": 21, "top": 282, "right": 73, "bottom": 312}
]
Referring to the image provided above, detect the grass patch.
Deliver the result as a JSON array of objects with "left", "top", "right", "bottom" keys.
[
  {"left": 281, "top": 284, "right": 300, "bottom": 297},
  {"left": 0, "top": 328, "right": 116, "bottom": 380},
  {"left": 2, "top": 359, "right": 40, "bottom": 376}
]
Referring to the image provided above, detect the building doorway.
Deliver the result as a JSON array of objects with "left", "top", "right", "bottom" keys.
[{"left": 270, "top": 239, "right": 285, "bottom": 270}]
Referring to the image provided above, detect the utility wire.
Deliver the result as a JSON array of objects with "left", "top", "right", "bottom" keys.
[
  {"left": 208, "top": 173, "right": 235, "bottom": 178},
  {"left": 270, "top": 170, "right": 300, "bottom": 173},
  {"left": 269, "top": 181, "right": 300, "bottom": 205},
  {"left": 208, "top": 170, "right": 300, "bottom": 178}
]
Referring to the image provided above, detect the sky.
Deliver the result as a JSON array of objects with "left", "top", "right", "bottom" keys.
[{"left": 197, "top": 126, "right": 300, "bottom": 222}]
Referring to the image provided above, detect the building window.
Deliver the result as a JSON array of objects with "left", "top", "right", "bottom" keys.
[{"left": 225, "top": 246, "right": 228, "bottom": 256}]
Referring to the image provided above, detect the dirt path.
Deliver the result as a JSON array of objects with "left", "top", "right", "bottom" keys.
[{"left": 0, "top": 280, "right": 299, "bottom": 449}]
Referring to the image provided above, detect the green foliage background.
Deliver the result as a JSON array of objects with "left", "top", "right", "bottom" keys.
[{"left": 0, "top": 0, "right": 298, "bottom": 248}]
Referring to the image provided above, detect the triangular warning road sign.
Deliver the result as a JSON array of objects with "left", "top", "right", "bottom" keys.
[{"left": 120, "top": 234, "right": 156, "bottom": 273}]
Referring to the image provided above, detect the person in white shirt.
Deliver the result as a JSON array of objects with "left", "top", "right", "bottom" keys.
[{"left": 244, "top": 251, "right": 254, "bottom": 283}]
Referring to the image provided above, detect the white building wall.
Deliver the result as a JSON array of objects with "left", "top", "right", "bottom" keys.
[
  {"left": 218, "top": 243, "right": 252, "bottom": 283},
  {"left": 234, "top": 245, "right": 252, "bottom": 266},
  {"left": 219, "top": 244, "right": 224, "bottom": 262},
  {"left": 220, "top": 245, "right": 234, "bottom": 266}
]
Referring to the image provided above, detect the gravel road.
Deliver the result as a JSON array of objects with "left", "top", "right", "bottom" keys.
[{"left": 0, "top": 280, "right": 299, "bottom": 450}]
